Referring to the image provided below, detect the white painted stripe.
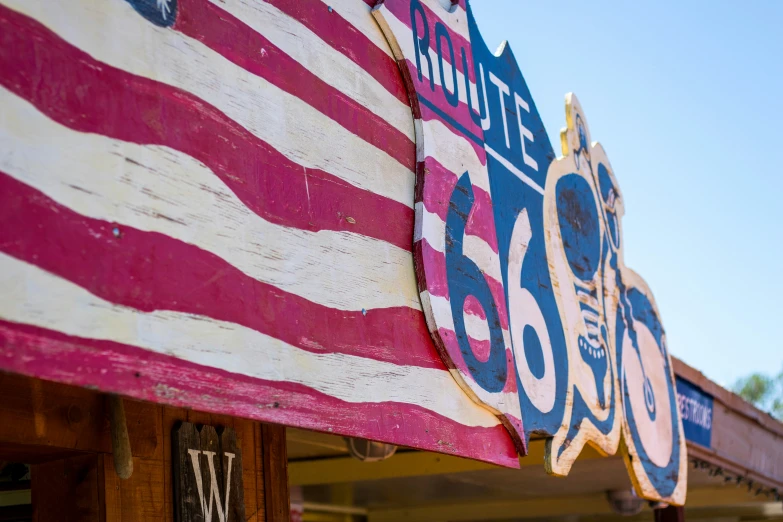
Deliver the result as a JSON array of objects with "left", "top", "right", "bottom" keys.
[
  {"left": 465, "top": 305, "right": 491, "bottom": 343},
  {"left": 0, "top": 253, "right": 500, "bottom": 428},
  {"left": 420, "top": 118, "right": 490, "bottom": 193},
  {"left": 3, "top": 0, "right": 415, "bottom": 208},
  {"left": 428, "top": 295, "right": 495, "bottom": 343},
  {"left": 319, "top": 0, "right": 395, "bottom": 59},
  {"left": 209, "top": 0, "right": 414, "bottom": 141},
  {"left": 486, "top": 145, "right": 545, "bottom": 195},
  {"left": 0, "top": 88, "right": 421, "bottom": 312},
  {"left": 380, "top": 9, "right": 480, "bottom": 111},
  {"left": 415, "top": 203, "right": 502, "bottom": 284},
  {"left": 424, "top": 0, "right": 471, "bottom": 42}
]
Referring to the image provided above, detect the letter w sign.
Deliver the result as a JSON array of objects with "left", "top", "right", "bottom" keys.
[{"left": 173, "top": 423, "right": 246, "bottom": 522}]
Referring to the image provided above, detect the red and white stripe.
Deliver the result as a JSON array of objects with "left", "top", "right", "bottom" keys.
[
  {"left": 374, "top": 0, "right": 526, "bottom": 453},
  {"left": 0, "top": 0, "right": 519, "bottom": 466}
]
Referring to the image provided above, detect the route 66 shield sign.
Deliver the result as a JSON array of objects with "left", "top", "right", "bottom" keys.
[{"left": 374, "top": 0, "right": 687, "bottom": 504}]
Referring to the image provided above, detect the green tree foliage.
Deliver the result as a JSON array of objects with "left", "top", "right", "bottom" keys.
[{"left": 732, "top": 368, "right": 783, "bottom": 420}]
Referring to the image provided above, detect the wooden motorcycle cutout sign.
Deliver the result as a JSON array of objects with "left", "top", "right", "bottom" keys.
[{"left": 375, "top": 0, "right": 687, "bottom": 504}]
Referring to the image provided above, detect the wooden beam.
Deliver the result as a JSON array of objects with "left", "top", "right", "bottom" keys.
[
  {"left": 287, "top": 429, "right": 348, "bottom": 454},
  {"left": 0, "top": 373, "right": 160, "bottom": 460},
  {"left": 675, "top": 358, "right": 783, "bottom": 493},
  {"left": 366, "top": 487, "right": 772, "bottom": 522},
  {"left": 289, "top": 439, "right": 603, "bottom": 486},
  {"left": 684, "top": 486, "right": 773, "bottom": 507},
  {"left": 367, "top": 493, "right": 612, "bottom": 522}
]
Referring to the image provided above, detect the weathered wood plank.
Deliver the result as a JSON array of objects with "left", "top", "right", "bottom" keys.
[
  {"left": 262, "top": 424, "right": 289, "bottom": 522},
  {"left": 254, "top": 423, "right": 266, "bottom": 522},
  {"left": 0, "top": 373, "right": 286, "bottom": 521},
  {"left": 172, "top": 422, "right": 245, "bottom": 522},
  {"left": 103, "top": 455, "right": 166, "bottom": 522},
  {"left": 0, "top": 373, "right": 162, "bottom": 460},
  {"left": 31, "top": 455, "right": 102, "bottom": 522},
  {"left": 0, "top": 0, "right": 516, "bottom": 470},
  {"left": 237, "top": 420, "right": 259, "bottom": 522}
]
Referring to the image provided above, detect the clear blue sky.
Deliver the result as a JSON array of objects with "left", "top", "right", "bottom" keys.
[{"left": 470, "top": 1, "right": 783, "bottom": 387}]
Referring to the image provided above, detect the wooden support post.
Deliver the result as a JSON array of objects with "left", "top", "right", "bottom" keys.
[
  {"left": 654, "top": 505, "right": 685, "bottom": 522},
  {"left": 108, "top": 395, "right": 133, "bottom": 480},
  {"left": 261, "top": 424, "right": 290, "bottom": 522},
  {"left": 0, "top": 374, "right": 290, "bottom": 521}
]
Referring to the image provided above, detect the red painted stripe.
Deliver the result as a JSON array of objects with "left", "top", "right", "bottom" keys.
[
  {"left": 174, "top": 0, "right": 416, "bottom": 173},
  {"left": 0, "top": 6, "right": 413, "bottom": 252},
  {"left": 421, "top": 157, "right": 498, "bottom": 253},
  {"left": 418, "top": 239, "right": 509, "bottom": 329},
  {"left": 0, "top": 320, "right": 520, "bottom": 467},
  {"left": 0, "top": 173, "right": 442, "bottom": 370},
  {"left": 265, "top": 0, "right": 410, "bottom": 106},
  {"left": 380, "top": 0, "right": 475, "bottom": 83}
]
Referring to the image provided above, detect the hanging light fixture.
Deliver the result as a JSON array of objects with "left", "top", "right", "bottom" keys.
[
  {"left": 606, "top": 489, "right": 645, "bottom": 516},
  {"left": 344, "top": 437, "right": 397, "bottom": 462}
]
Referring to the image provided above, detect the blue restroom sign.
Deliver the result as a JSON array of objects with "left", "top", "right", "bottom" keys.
[{"left": 676, "top": 377, "right": 713, "bottom": 448}]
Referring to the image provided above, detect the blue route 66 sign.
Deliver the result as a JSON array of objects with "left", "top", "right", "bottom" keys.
[{"left": 374, "top": 0, "right": 687, "bottom": 505}]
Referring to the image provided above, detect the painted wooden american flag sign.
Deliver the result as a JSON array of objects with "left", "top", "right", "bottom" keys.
[{"left": 0, "top": 0, "right": 686, "bottom": 505}]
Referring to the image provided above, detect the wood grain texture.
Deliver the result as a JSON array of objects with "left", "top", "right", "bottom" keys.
[
  {"left": 0, "top": 0, "right": 519, "bottom": 468},
  {"left": 108, "top": 396, "right": 134, "bottom": 480},
  {"left": 0, "top": 253, "right": 495, "bottom": 431},
  {"left": 261, "top": 425, "right": 290, "bottom": 522},
  {"left": 32, "top": 455, "right": 103, "bottom": 522},
  {"left": 542, "top": 95, "right": 622, "bottom": 476},
  {"left": 0, "top": 374, "right": 285, "bottom": 521},
  {"left": 674, "top": 357, "right": 783, "bottom": 438},
  {"left": 1, "top": 0, "right": 414, "bottom": 207},
  {"left": 0, "top": 88, "right": 419, "bottom": 313},
  {"left": 543, "top": 94, "right": 687, "bottom": 504},
  {"left": 103, "top": 455, "right": 167, "bottom": 522},
  {"left": 685, "top": 391, "right": 783, "bottom": 492}
]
